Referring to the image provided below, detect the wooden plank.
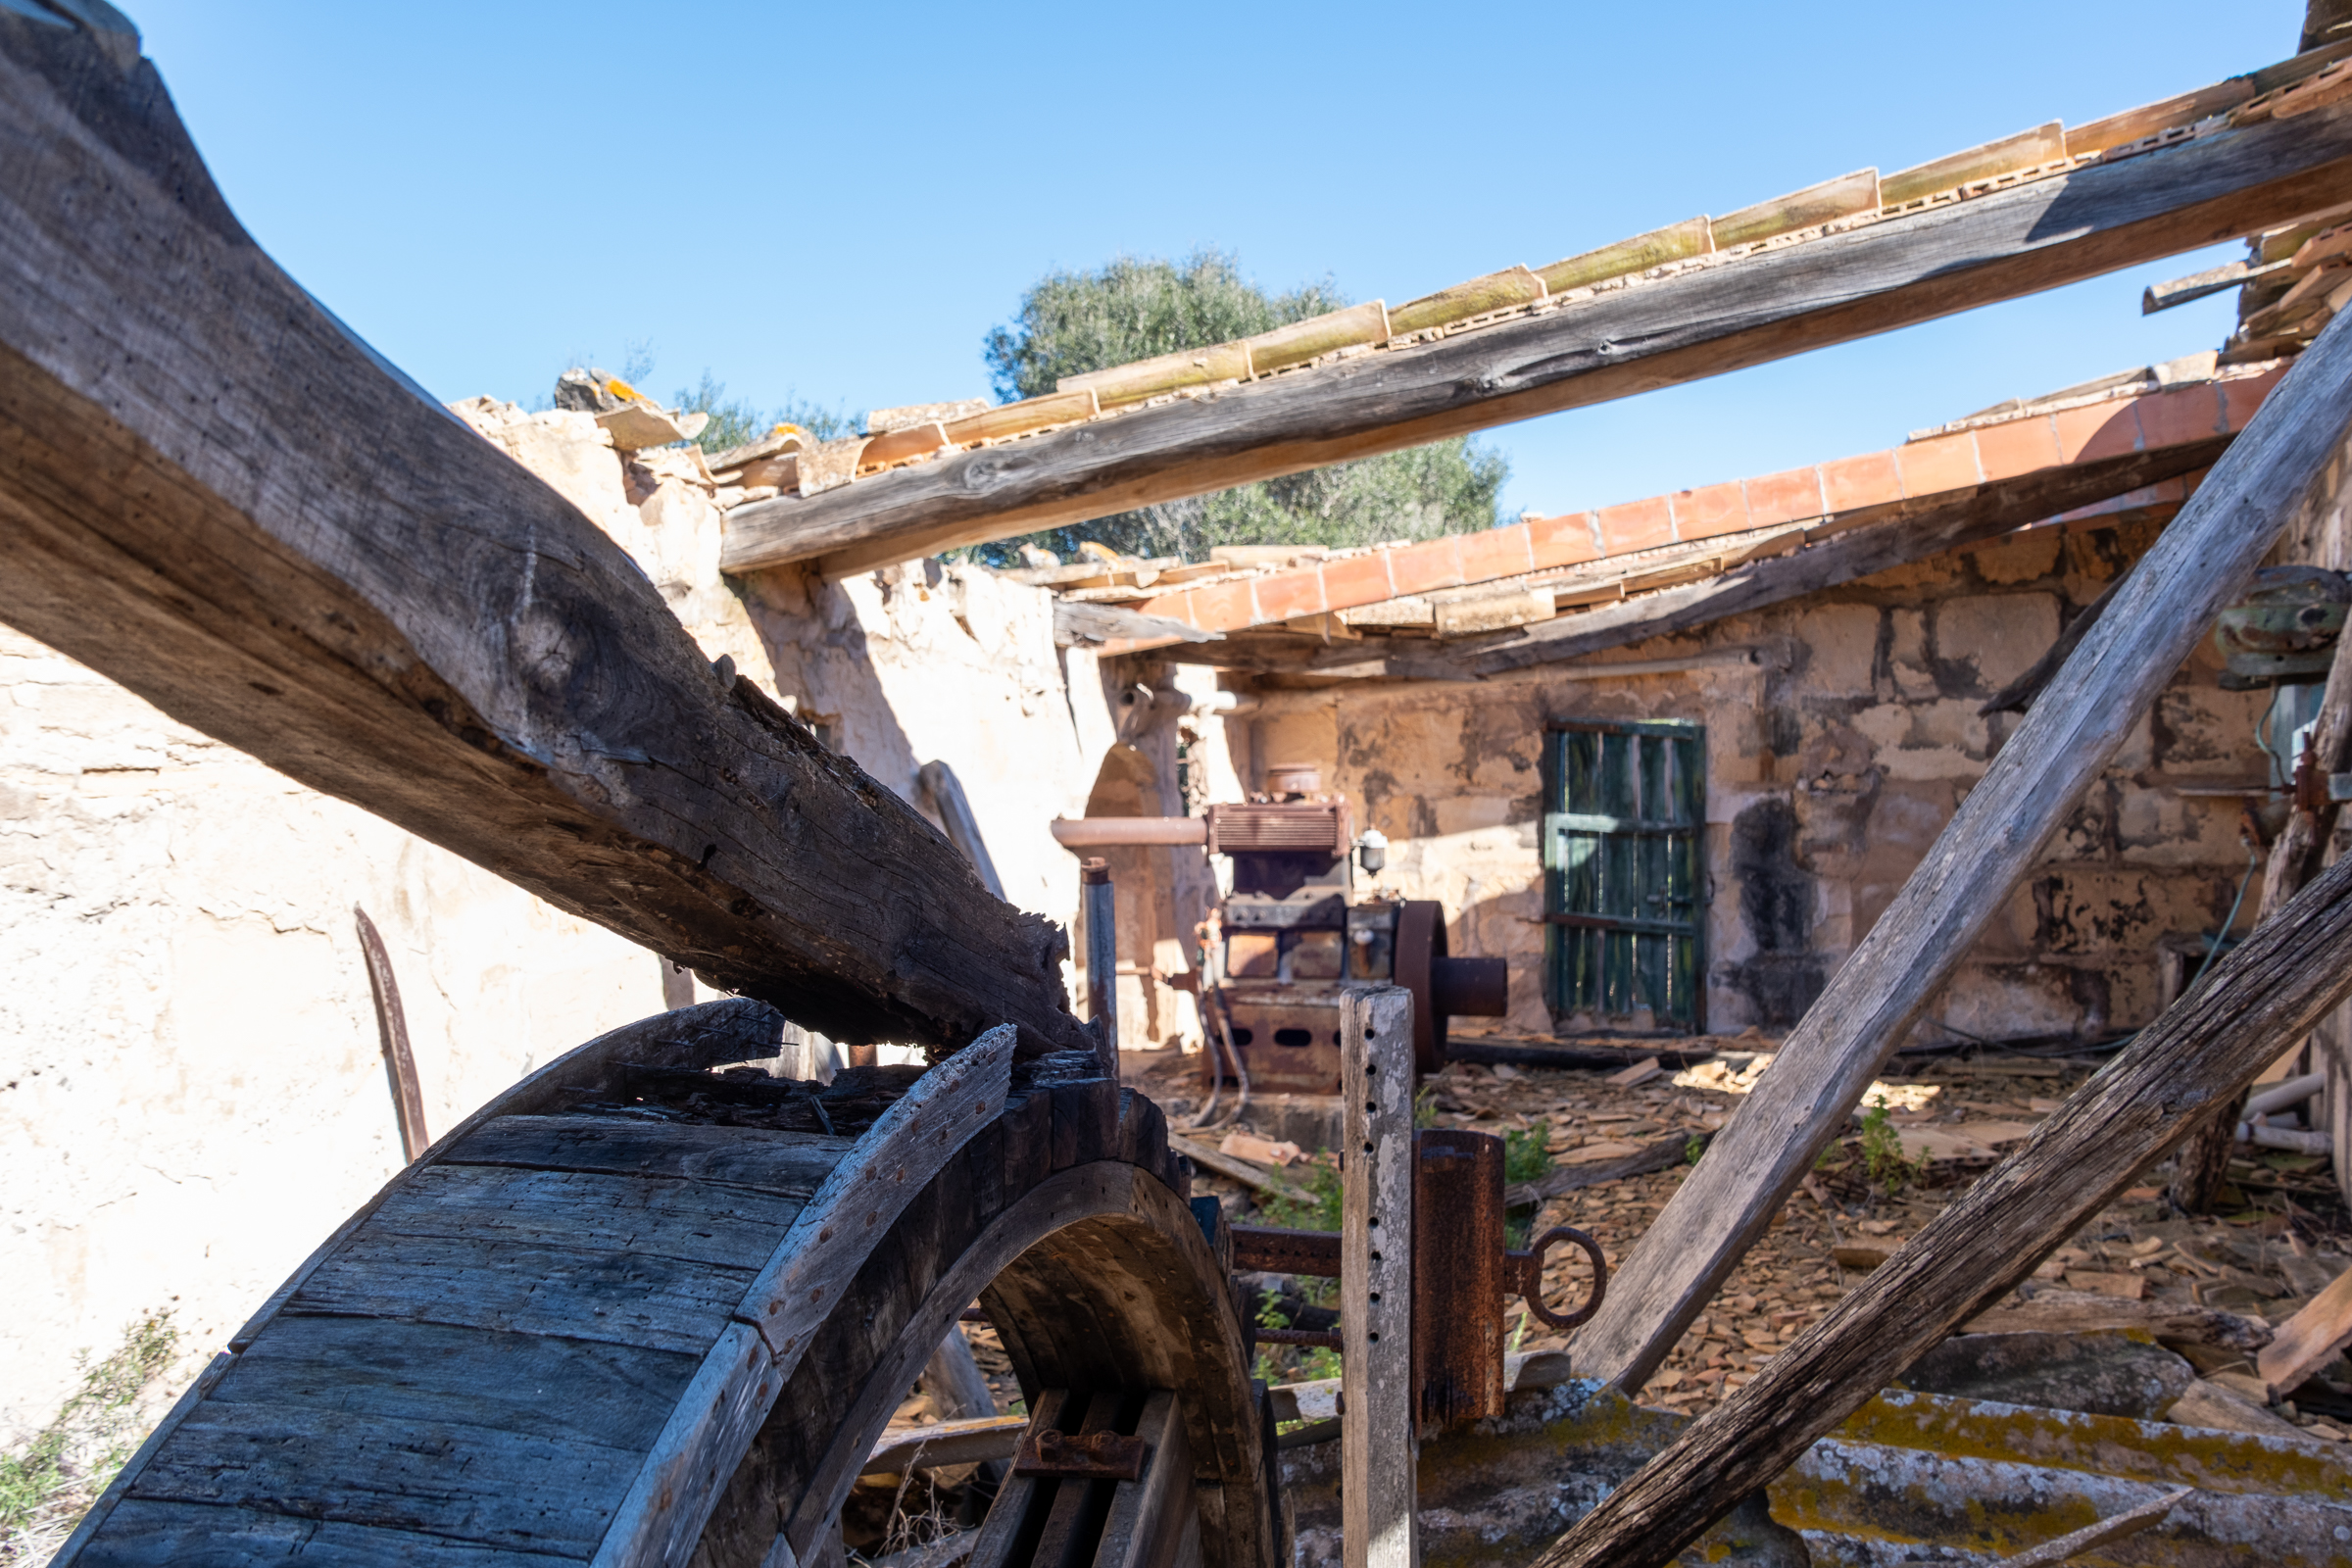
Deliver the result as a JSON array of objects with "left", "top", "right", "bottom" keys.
[
  {"left": 722, "top": 98, "right": 2352, "bottom": 575},
  {"left": 1341, "top": 986, "right": 1416, "bottom": 1568},
  {"left": 1531, "top": 849, "right": 2352, "bottom": 1568},
  {"left": 1568, "top": 309, "right": 2352, "bottom": 1394},
  {"left": 1168, "top": 1133, "right": 1314, "bottom": 1202},
  {"left": 963, "top": 1390, "right": 1073, "bottom": 1568},
  {"left": 213, "top": 1315, "right": 697, "bottom": 1452},
  {"left": 445, "top": 1114, "right": 852, "bottom": 1196},
  {"left": 862, "top": 1413, "right": 1028, "bottom": 1477},
  {"left": 125, "top": 1398, "right": 644, "bottom": 1554},
  {"left": 1024, "top": 1389, "right": 1132, "bottom": 1568},
  {"left": 68, "top": 1498, "right": 583, "bottom": 1568},
  {"left": 1984, "top": 1489, "right": 2190, "bottom": 1568},
  {"left": 360, "top": 1163, "right": 808, "bottom": 1266},
  {"left": 1960, "top": 1293, "right": 2273, "bottom": 1351},
  {"left": 0, "top": 21, "right": 1092, "bottom": 1059},
  {"left": 286, "top": 1233, "right": 754, "bottom": 1355},
  {"left": 1094, "top": 1390, "right": 1194, "bottom": 1568},
  {"left": 2258, "top": 1264, "right": 2352, "bottom": 1396},
  {"left": 592, "top": 1025, "right": 1015, "bottom": 1568}
]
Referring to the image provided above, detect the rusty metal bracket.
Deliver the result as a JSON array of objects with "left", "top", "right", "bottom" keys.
[
  {"left": 1506, "top": 1226, "right": 1607, "bottom": 1332},
  {"left": 1012, "top": 1426, "right": 1148, "bottom": 1482},
  {"left": 1231, "top": 1226, "right": 1342, "bottom": 1278}
]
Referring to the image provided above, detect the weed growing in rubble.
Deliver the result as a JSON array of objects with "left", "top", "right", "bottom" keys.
[
  {"left": 1259, "top": 1159, "right": 1343, "bottom": 1233},
  {"left": 0, "top": 1311, "right": 178, "bottom": 1559},
  {"left": 1858, "top": 1096, "right": 1928, "bottom": 1197},
  {"left": 1502, "top": 1121, "right": 1554, "bottom": 1189}
]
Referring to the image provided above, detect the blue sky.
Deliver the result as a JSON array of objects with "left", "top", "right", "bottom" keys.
[{"left": 133, "top": 1, "right": 2301, "bottom": 521}]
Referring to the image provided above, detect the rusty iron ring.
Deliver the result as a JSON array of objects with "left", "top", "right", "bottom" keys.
[{"left": 1508, "top": 1225, "right": 1607, "bottom": 1331}]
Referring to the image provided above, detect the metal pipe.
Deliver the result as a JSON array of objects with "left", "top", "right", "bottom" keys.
[
  {"left": 2246, "top": 1070, "right": 2324, "bottom": 1116},
  {"left": 1081, "top": 858, "right": 1118, "bottom": 1070},
  {"left": 1052, "top": 815, "right": 1208, "bottom": 847},
  {"left": 2237, "top": 1119, "right": 2330, "bottom": 1153}
]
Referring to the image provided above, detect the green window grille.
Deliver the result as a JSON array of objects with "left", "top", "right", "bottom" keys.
[{"left": 1542, "top": 718, "right": 1706, "bottom": 1032}]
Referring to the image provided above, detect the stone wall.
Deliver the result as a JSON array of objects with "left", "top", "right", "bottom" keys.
[{"left": 1213, "top": 516, "right": 2271, "bottom": 1044}]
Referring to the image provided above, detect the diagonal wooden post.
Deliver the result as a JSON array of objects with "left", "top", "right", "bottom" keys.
[
  {"left": 1342, "top": 985, "right": 1416, "bottom": 1568},
  {"left": 1571, "top": 305, "right": 2352, "bottom": 1392},
  {"left": 1535, "top": 851, "right": 2352, "bottom": 1568}
]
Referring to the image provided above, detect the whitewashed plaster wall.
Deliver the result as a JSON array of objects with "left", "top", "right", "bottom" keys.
[{"left": 0, "top": 625, "right": 657, "bottom": 1446}]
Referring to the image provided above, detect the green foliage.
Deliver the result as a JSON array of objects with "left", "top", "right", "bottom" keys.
[
  {"left": 1858, "top": 1096, "right": 1927, "bottom": 1196},
  {"left": 1503, "top": 1120, "right": 1553, "bottom": 1189},
  {"left": 984, "top": 250, "right": 1342, "bottom": 403},
  {"left": 671, "top": 370, "right": 859, "bottom": 454},
  {"left": 1, "top": 1311, "right": 178, "bottom": 1549},
  {"left": 1414, "top": 1087, "right": 1443, "bottom": 1129},
  {"left": 1257, "top": 1159, "right": 1343, "bottom": 1234},
  {"left": 967, "top": 249, "right": 1508, "bottom": 564},
  {"left": 1687, "top": 1134, "right": 1707, "bottom": 1166}
]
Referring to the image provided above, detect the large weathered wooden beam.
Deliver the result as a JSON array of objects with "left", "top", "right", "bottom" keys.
[
  {"left": 1568, "top": 305, "right": 2352, "bottom": 1391},
  {"left": 1532, "top": 849, "right": 2352, "bottom": 1568},
  {"left": 724, "top": 104, "right": 2352, "bottom": 577},
  {"left": 0, "top": 14, "right": 1090, "bottom": 1057}
]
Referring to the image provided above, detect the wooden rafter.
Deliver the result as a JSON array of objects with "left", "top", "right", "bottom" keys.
[{"left": 723, "top": 97, "right": 2352, "bottom": 576}]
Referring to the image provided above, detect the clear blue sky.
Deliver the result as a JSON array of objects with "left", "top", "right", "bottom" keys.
[{"left": 133, "top": 1, "right": 2302, "bottom": 522}]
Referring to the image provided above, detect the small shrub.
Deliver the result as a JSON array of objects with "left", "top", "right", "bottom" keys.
[
  {"left": 1502, "top": 1120, "right": 1553, "bottom": 1189},
  {"left": 1858, "top": 1096, "right": 1927, "bottom": 1196}
]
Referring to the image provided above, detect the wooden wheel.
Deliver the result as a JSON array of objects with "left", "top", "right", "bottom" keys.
[{"left": 56, "top": 1003, "right": 1276, "bottom": 1568}]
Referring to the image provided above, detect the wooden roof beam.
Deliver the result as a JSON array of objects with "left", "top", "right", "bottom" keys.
[
  {"left": 0, "top": 15, "right": 1092, "bottom": 1058},
  {"left": 724, "top": 101, "right": 2352, "bottom": 578}
]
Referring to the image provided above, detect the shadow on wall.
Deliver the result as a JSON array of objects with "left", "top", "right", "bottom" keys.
[{"left": 1726, "top": 798, "right": 1828, "bottom": 1028}]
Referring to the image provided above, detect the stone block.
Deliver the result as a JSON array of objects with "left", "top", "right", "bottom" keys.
[
  {"left": 1798, "top": 604, "right": 1881, "bottom": 697},
  {"left": 1937, "top": 593, "right": 2058, "bottom": 692}
]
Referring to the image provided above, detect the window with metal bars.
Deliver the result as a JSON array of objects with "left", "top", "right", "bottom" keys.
[{"left": 1541, "top": 718, "right": 1706, "bottom": 1033}]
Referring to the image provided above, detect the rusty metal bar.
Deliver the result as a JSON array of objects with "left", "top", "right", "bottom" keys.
[
  {"left": 355, "top": 905, "right": 428, "bottom": 1162},
  {"left": 1232, "top": 1227, "right": 1343, "bottom": 1278}
]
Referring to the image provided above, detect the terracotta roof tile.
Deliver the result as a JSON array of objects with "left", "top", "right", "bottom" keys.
[
  {"left": 1529, "top": 512, "right": 1601, "bottom": 567},
  {"left": 1743, "top": 466, "right": 1829, "bottom": 528},
  {"left": 1893, "top": 431, "right": 1983, "bottom": 496},
  {"left": 1971, "top": 412, "right": 2063, "bottom": 481},
  {"left": 1596, "top": 495, "right": 1676, "bottom": 554},
  {"left": 1668, "top": 481, "right": 1752, "bottom": 541}
]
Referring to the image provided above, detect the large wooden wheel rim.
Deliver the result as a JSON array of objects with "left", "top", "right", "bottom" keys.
[
  {"left": 56, "top": 1003, "right": 1274, "bottom": 1568},
  {"left": 738, "top": 1161, "right": 1271, "bottom": 1568}
]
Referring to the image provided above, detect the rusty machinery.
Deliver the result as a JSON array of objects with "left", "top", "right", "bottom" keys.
[
  {"left": 1051, "top": 764, "right": 1508, "bottom": 1090},
  {"left": 1217, "top": 1127, "right": 1605, "bottom": 1436}
]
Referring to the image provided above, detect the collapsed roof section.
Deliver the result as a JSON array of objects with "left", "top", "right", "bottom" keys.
[
  {"left": 1032, "top": 357, "right": 2282, "bottom": 675},
  {"left": 717, "top": 44, "right": 2352, "bottom": 578}
]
